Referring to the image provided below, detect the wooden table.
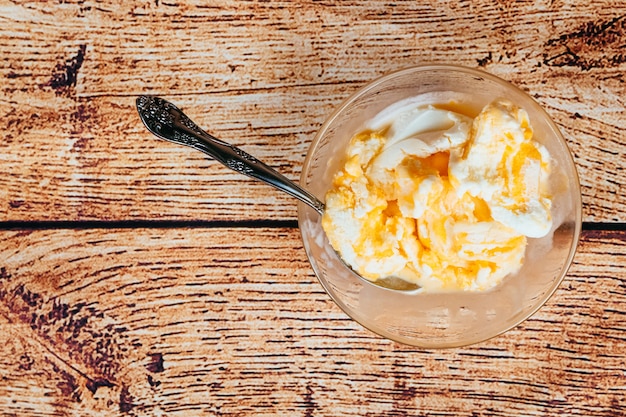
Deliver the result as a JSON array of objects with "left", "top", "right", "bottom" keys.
[{"left": 1, "top": 1, "right": 624, "bottom": 416}]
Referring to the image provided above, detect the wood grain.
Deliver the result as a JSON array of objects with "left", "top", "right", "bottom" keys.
[
  {"left": 1, "top": 1, "right": 625, "bottom": 222},
  {"left": 0, "top": 227, "right": 623, "bottom": 416},
  {"left": 1, "top": 1, "right": 624, "bottom": 416}
]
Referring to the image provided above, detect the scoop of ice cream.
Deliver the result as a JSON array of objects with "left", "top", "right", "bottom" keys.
[
  {"left": 368, "top": 105, "right": 472, "bottom": 170},
  {"left": 322, "top": 99, "right": 553, "bottom": 292},
  {"left": 449, "top": 100, "right": 552, "bottom": 238}
]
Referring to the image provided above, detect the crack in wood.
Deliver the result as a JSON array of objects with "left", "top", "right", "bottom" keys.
[
  {"left": 543, "top": 14, "right": 626, "bottom": 70},
  {"left": 0, "top": 269, "right": 127, "bottom": 405},
  {"left": 47, "top": 44, "right": 87, "bottom": 95}
]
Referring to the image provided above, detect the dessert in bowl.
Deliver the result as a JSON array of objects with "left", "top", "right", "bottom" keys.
[{"left": 298, "top": 65, "right": 582, "bottom": 348}]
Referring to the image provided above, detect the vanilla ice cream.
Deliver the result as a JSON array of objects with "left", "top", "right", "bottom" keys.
[{"left": 321, "top": 98, "right": 553, "bottom": 292}]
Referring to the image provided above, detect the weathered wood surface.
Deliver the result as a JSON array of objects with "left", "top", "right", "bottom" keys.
[
  {"left": 1, "top": 0, "right": 625, "bottom": 222},
  {"left": 0, "top": 228, "right": 624, "bottom": 416},
  {"left": 1, "top": 1, "right": 625, "bottom": 416}
]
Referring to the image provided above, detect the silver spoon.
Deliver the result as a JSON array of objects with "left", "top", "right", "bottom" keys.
[{"left": 136, "top": 95, "right": 419, "bottom": 292}]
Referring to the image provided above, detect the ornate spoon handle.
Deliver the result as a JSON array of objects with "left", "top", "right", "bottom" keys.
[{"left": 136, "top": 95, "right": 325, "bottom": 215}]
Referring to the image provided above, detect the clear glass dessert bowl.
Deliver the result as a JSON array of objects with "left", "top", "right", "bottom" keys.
[{"left": 298, "top": 64, "right": 582, "bottom": 348}]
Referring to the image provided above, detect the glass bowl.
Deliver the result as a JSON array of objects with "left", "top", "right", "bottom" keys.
[{"left": 297, "top": 64, "right": 582, "bottom": 348}]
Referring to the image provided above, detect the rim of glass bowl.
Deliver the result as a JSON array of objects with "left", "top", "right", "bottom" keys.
[{"left": 297, "top": 64, "right": 583, "bottom": 348}]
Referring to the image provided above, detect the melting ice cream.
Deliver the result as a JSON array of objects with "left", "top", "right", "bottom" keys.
[{"left": 321, "top": 98, "right": 553, "bottom": 292}]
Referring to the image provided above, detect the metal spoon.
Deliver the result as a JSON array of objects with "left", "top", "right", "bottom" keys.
[{"left": 136, "top": 95, "right": 419, "bottom": 292}]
